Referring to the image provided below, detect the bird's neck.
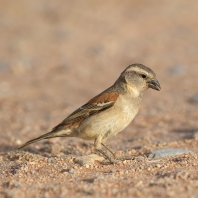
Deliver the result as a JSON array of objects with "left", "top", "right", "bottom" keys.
[{"left": 114, "top": 81, "right": 143, "bottom": 98}]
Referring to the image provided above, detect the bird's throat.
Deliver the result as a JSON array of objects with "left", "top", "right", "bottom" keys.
[{"left": 127, "top": 84, "right": 141, "bottom": 97}]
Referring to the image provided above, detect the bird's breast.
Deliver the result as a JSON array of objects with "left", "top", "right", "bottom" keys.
[
  {"left": 78, "top": 94, "right": 142, "bottom": 140},
  {"left": 113, "top": 95, "right": 139, "bottom": 129}
]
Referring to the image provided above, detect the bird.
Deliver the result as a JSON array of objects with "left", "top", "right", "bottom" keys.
[{"left": 18, "top": 63, "right": 161, "bottom": 163}]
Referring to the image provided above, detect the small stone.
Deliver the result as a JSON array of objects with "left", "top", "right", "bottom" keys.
[
  {"left": 123, "top": 160, "right": 127, "bottom": 164},
  {"left": 61, "top": 169, "right": 75, "bottom": 174},
  {"left": 13, "top": 181, "right": 21, "bottom": 187},
  {"left": 148, "top": 148, "right": 189, "bottom": 159},
  {"left": 136, "top": 156, "right": 145, "bottom": 162},
  {"left": 15, "top": 139, "right": 22, "bottom": 145},
  {"left": 156, "top": 164, "right": 161, "bottom": 168},
  {"left": 73, "top": 165, "right": 79, "bottom": 169},
  {"left": 48, "top": 158, "right": 56, "bottom": 163},
  {"left": 68, "top": 169, "right": 75, "bottom": 174},
  {"left": 190, "top": 94, "right": 198, "bottom": 104},
  {"left": 110, "top": 169, "right": 116, "bottom": 174},
  {"left": 74, "top": 154, "right": 105, "bottom": 166},
  {"left": 135, "top": 180, "right": 143, "bottom": 187},
  {"left": 119, "top": 170, "right": 124, "bottom": 175},
  {"left": 85, "top": 164, "right": 90, "bottom": 168}
]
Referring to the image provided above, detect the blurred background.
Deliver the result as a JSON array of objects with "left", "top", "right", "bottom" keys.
[{"left": 0, "top": 0, "right": 198, "bottom": 150}]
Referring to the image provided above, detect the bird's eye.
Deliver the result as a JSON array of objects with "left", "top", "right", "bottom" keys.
[{"left": 141, "top": 74, "right": 147, "bottom": 78}]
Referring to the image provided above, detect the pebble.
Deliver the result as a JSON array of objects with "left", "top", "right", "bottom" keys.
[
  {"left": 15, "top": 139, "right": 22, "bottom": 145},
  {"left": 73, "top": 165, "right": 79, "bottom": 169},
  {"left": 85, "top": 164, "right": 90, "bottom": 168},
  {"left": 47, "top": 158, "right": 56, "bottom": 163},
  {"left": 135, "top": 180, "right": 143, "bottom": 187},
  {"left": 68, "top": 169, "right": 75, "bottom": 174},
  {"left": 136, "top": 156, "right": 145, "bottom": 162},
  {"left": 148, "top": 148, "right": 189, "bottom": 159},
  {"left": 61, "top": 169, "right": 75, "bottom": 174},
  {"left": 123, "top": 160, "right": 127, "bottom": 164},
  {"left": 190, "top": 94, "right": 198, "bottom": 104},
  {"left": 156, "top": 164, "right": 161, "bottom": 168}
]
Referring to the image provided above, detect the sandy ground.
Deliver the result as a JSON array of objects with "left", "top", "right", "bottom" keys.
[{"left": 1, "top": 0, "right": 198, "bottom": 197}]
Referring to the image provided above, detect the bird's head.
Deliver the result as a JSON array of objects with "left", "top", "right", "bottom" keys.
[{"left": 119, "top": 63, "right": 161, "bottom": 93}]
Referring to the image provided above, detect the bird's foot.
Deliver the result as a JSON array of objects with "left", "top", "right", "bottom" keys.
[
  {"left": 96, "top": 149, "right": 116, "bottom": 164},
  {"left": 101, "top": 143, "right": 118, "bottom": 159}
]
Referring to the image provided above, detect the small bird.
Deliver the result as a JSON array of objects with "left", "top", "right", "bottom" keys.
[{"left": 19, "top": 64, "right": 161, "bottom": 163}]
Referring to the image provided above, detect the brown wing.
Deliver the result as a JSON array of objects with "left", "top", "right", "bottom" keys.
[{"left": 52, "top": 92, "right": 119, "bottom": 132}]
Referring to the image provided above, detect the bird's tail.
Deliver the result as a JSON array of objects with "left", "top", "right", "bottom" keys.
[{"left": 18, "top": 130, "right": 66, "bottom": 149}]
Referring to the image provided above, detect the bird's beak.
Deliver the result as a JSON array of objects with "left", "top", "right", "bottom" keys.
[{"left": 148, "top": 78, "right": 161, "bottom": 91}]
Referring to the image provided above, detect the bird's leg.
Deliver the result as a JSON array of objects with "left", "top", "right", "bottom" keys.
[
  {"left": 96, "top": 149, "right": 115, "bottom": 164},
  {"left": 94, "top": 137, "right": 115, "bottom": 164},
  {"left": 101, "top": 143, "right": 117, "bottom": 159},
  {"left": 103, "top": 145, "right": 128, "bottom": 161}
]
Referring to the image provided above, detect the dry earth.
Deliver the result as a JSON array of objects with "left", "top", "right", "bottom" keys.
[{"left": 0, "top": 0, "right": 198, "bottom": 197}]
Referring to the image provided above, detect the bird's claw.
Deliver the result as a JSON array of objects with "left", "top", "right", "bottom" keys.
[{"left": 96, "top": 149, "right": 116, "bottom": 164}]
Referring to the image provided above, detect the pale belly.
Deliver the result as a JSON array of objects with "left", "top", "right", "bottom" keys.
[{"left": 78, "top": 96, "right": 140, "bottom": 140}]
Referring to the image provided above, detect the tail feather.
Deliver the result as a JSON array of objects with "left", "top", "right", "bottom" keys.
[{"left": 18, "top": 131, "right": 59, "bottom": 149}]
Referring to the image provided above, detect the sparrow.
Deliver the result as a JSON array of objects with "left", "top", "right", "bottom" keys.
[{"left": 18, "top": 63, "right": 161, "bottom": 163}]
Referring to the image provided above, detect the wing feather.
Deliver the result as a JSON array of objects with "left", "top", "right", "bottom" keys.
[{"left": 52, "top": 92, "right": 119, "bottom": 132}]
